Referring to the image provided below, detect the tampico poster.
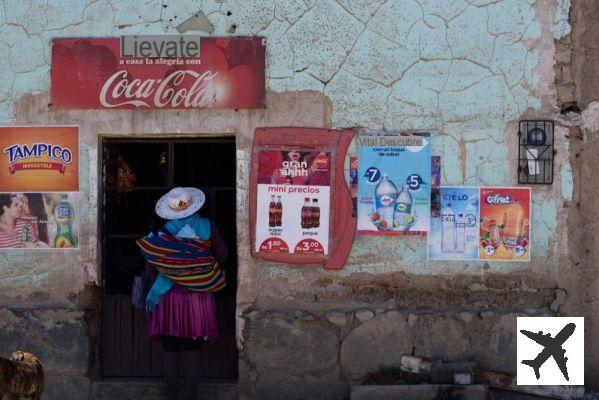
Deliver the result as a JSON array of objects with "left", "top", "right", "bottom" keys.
[
  {"left": 0, "top": 126, "right": 79, "bottom": 192},
  {"left": 255, "top": 149, "right": 331, "bottom": 255},
  {"left": 357, "top": 133, "right": 431, "bottom": 235},
  {"left": 479, "top": 187, "right": 531, "bottom": 261},
  {"left": 428, "top": 187, "right": 479, "bottom": 261},
  {"left": 0, "top": 192, "right": 79, "bottom": 249}
]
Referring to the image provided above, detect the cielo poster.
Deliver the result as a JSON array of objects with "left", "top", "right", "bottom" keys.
[
  {"left": 479, "top": 187, "right": 531, "bottom": 261},
  {"left": 428, "top": 187, "right": 479, "bottom": 261},
  {"left": 254, "top": 149, "right": 331, "bottom": 255},
  {"left": 0, "top": 192, "right": 79, "bottom": 249},
  {"left": 0, "top": 126, "right": 79, "bottom": 192},
  {"left": 357, "top": 132, "right": 431, "bottom": 235}
]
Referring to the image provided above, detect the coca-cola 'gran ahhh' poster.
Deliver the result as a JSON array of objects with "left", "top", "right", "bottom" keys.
[
  {"left": 51, "top": 38, "right": 265, "bottom": 109},
  {"left": 254, "top": 149, "right": 331, "bottom": 256}
]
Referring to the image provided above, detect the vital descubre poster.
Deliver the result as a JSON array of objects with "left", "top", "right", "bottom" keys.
[
  {"left": 0, "top": 192, "right": 79, "bottom": 249},
  {"left": 254, "top": 149, "right": 331, "bottom": 255},
  {"left": 428, "top": 187, "right": 479, "bottom": 260},
  {"left": 357, "top": 133, "right": 431, "bottom": 235},
  {"left": 479, "top": 187, "right": 531, "bottom": 261}
]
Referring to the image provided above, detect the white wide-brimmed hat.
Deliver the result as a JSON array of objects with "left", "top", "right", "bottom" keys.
[{"left": 155, "top": 187, "right": 205, "bottom": 220}]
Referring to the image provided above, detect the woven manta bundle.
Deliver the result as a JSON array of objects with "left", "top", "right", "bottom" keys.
[{"left": 136, "top": 233, "right": 226, "bottom": 292}]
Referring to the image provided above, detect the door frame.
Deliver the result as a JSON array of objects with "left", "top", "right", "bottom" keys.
[{"left": 97, "top": 133, "right": 239, "bottom": 377}]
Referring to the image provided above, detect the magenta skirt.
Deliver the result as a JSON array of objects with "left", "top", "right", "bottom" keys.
[{"left": 147, "top": 290, "right": 218, "bottom": 341}]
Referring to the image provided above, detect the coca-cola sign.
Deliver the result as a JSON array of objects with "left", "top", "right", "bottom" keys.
[{"left": 51, "top": 38, "right": 265, "bottom": 109}]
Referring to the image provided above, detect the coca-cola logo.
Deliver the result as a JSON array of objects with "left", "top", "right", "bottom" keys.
[
  {"left": 486, "top": 193, "right": 512, "bottom": 205},
  {"left": 99, "top": 69, "right": 219, "bottom": 108}
]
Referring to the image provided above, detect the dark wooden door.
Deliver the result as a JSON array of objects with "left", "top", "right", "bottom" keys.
[{"left": 100, "top": 138, "right": 238, "bottom": 378}]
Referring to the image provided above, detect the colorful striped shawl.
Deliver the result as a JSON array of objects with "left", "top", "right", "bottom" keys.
[{"left": 136, "top": 233, "right": 226, "bottom": 292}]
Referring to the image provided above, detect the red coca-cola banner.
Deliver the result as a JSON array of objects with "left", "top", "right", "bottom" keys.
[{"left": 51, "top": 37, "right": 265, "bottom": 109}]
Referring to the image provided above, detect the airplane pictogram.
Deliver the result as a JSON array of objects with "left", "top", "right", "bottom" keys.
[{"left": 520, "top": 322, "right": 576, "bottom": 381}]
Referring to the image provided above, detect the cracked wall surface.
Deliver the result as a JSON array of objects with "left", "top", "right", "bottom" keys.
[
  {"left": 0, "top": 0, "right": 573, "bottom": 281},
  {"left": 0, "top": 0, "right": 590, "bottom": 398}
]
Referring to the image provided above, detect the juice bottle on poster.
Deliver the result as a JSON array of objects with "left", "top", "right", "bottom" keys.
[
  {"left": 311, "top": 199, "right": 320, "bottom": 228},
  {"left": 301, "top": 198, "right": 310, "bottom": 229},
  {"left": 394, "top": 184, "right": 413, "bottom": 230},
  {"left": 275, "top": 196, "right": 283, "bottom": 227},
  {"left": 455, "top": 213, "right": 466, "bottom": 253},
  {"left": 519, "top": 219, "right": 530, "bottom": 248},
  {"left": 54, "top": 194, "right": 76, "bottom": 248},
  {"left": 374, "top": 173, "right": 397, "bottom": 231},
  {"left": 269, "top": 195, "right": 276, "bottom": 227},
  {"left": 490, "top": 220, "right": 501, "bottom": 248},
  {"left": 21, "top": 225, "right": 30, "bottom": 244},
  {"left": 502, "top": 200, "right": 524, "bottom": 249},
  {"left": 441, "top": 203, "right": 456, "bottom": 252},
  {"left": 350, "top": 157, "right": 358, "bottom": 217}
]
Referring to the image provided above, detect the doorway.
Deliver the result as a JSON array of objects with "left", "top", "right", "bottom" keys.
[{"left": 100, "top": 137, "right": 238, "bottom": 378}]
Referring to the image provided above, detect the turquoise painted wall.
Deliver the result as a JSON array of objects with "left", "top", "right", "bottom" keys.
[{"left": 0, "top": 0, "right": 573, "bottom": 282}]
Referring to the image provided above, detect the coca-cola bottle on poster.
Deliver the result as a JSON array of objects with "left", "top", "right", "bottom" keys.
[
  {"left": 268, "top": 195, "right": 276, "bottom": 227},
  {"left": 275, "top": 196, "right": 283, "bottom": 227},
  {"left": 301, "top": 198, "right": 311, "bottom": 229},
  {"left": 311, "top": 199, "right": 320, "bottom": 228}
]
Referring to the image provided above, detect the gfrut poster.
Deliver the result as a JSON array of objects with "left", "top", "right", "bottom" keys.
[
  {"left": 357, "top": 133, "right": 431, "bottom": 235},
  {"left": 254, "top": 149, "right": 331, "bottom": 255},
  {"left": 479, "top": 187, "right": 531, "bottom": 261},
  {"left": 428, "top": 187, "right": 479, "bottom": 261}
]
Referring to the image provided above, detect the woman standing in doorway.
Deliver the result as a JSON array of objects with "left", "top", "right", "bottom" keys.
[{"left": 137, "top": 187, "right": 228, "bottom": 400}]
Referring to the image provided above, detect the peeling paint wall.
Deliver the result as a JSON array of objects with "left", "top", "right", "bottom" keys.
[{"left": 0, "top": 0, "right": 589, "bottom": 398}]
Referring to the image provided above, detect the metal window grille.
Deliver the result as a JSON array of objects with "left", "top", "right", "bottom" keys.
[{"left": 518, "top": 120, "right": 554, "bottom": 184}]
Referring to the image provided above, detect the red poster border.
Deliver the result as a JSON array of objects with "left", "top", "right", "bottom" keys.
[{"left": 250, "top": 128, "right": 356, "bottom": 269}]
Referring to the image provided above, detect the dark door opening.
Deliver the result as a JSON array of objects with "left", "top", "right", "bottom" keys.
[{"left": 100, "top": 137, "right": 238, "bottom": 378}]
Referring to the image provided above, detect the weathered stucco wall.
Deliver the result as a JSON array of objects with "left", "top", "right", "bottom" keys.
[{"left": 1, "top": 1, "right": 593, "bottom": 399}]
